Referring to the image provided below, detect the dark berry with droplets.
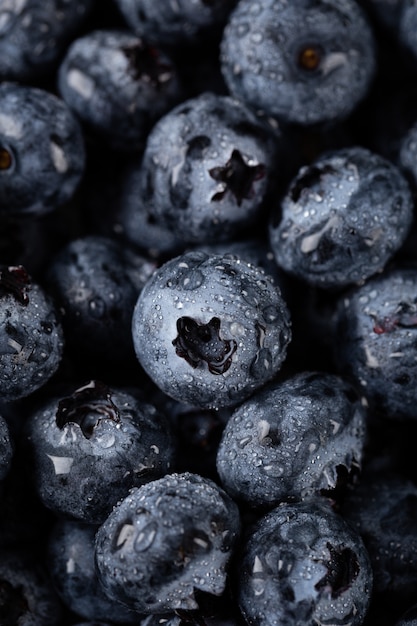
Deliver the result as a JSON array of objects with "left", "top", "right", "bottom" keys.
[
  {"left": 0, "top": 414, "right": 13, "bottom": 483},
  {"left": 269, "top": 146, "right": 414, "bottom": 289},
  {"left": 0, "top": 82, "right": 85, "bottom": 216},
  {"left": 334, "top": 266, "right": 417, "bottom": 420},
  {"left": 136, "top": 91, "right": 278, "bottom": 245},
  {"left": 132, "top": 250, "right": 291, "bottom": 409},
  {"left": 26, "top": 380, "right": 175, "bottom": 524},
  {"left": 0, "top": 265, "right": 64, "bottom": 402},
  {"left": 238, "top": 500, "right": 372, "bottom": 626},
  {"left": 47, "top": 519, "right": 140, "bottom": 624},
  {"left": 58, "top": 29, "right": 183, "bottom": 152},
  {"left": 221, "top": 0, "right": 376, "bottom": 126},
  {"left": 217, "top": 371, "right": 366, "bottom": 508},
  {"left": 46, "top": 234, "right": 156, "bottom": 373},
  {"left": 94, "top": 472, "right": 240, "bottom": 614}
]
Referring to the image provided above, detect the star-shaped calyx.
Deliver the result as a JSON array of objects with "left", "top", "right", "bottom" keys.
[{"left": 209, "top": 149, "right": 266, "bottom": 205}]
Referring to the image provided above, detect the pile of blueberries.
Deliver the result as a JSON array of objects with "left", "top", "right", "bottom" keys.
[{"left": 2, "top": 1, "right": 417, "bottom": 625}]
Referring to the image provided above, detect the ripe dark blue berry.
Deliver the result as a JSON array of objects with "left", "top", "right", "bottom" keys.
[
  {"left": 0, "top": 265, "right": 64, "bottom": 402},
  {"left": 217, "top": 371, "right": 366, "bottom": 508},
  {"left": 26, "top": 380, "right": 175, "bottom": 524},
  {"left": 220, "top": 0, "right": 376, "bottom": 126},
  {"left": 94, "top": 472, "right": 241, "bottom": 614},
  {"left": 132, "top": 250, "right": 291, "bottom": 409},
  {"left": 237, "top": 500, "right": 373, "bottom": 626},
  {"left": 58, "top": 29, "right": 183, "bottom": 152},
  {"left": 0, "top": 82, "right": 85, "bottom": 216},
  {"left": 269, "top": 146, "right": 414, "bottom": 288}
]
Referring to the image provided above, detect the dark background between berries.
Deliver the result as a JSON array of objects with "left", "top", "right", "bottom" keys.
[{"left": 2, "top": 1, "right": 417, "bottom": 625}]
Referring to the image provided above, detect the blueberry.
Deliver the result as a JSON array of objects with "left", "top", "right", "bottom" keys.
[
  {"left": 132, "top": 250, "right": 291, "bottom": 409},
  {"left": 220, "top": 0, "right": 376, "bottom": 126},
  {"left": 396, "top": 604, "right": 417, "bottom": 626},
  {"left": 334, "top": 265, "right": 417, "bottom": 420},
  {"left": 237, "top": 500, "right": 373, "bottom": 626},
  {"left": 135, "top": 91, "right": 279, "bottom": 245},
  {"left": 269, "top": 146, "right": 414, "bottom": 288},
  {"left": 341, "top": 470, "right": 417, "bottom": 604},
  {"left": 94, "top": 472, "right": 240, "bottom": 614},
  {"left": 399, "top": 0, "right": 417, "bottom": 62},
  {"left": 26, "top": 380, "right": 175, "bottom": 524},
  {"left": 0, "top": 265, "right": 64, "bottom": 402},
  {"left": 46, "top": 234, "right": 156, "bottom": 374},
  {"left": 399, "top": 120, "right": 417, "bottom": 191},
  {"left": 113, "top": 0, "right": 238, "bottom": 47},
  {"left": 0, "top": 0, "right": 94, "bottom": 82},
  {"left": 47, "top": 519, "right": 140, "bottom": 624},
  {"left": 0, "top": 550, "right": 63, "bottom": 626},
  {"left": 58, "top": 29, "right": 183, "bottom": 152},
  {"left": 217, "top": 371, "right": 366, "bottom": 508},
  {"left": 0, "top": 82, "right": 85, "bottom": 216}
]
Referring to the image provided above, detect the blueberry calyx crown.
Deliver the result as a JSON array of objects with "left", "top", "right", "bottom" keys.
[
  {"left": 290, "top": 164, "right": 336, "bottom": 203},
  {"left": 297, "top": 45, "right": 323, "bottom": 72},
  {"left": 315, "top": 543, "right": 360, "bottom": 599},
  {"left": 0, "top": 265, "right": 31, "bottom": 305},
  {"left": 0, "top": 579, "right": 29, "bottom": 625},
  {"left": 56, "top": 380, "right": 120, "bottom": 438},
  {"left": 0, "top": 146, "right": 13, "bottom": 171},
  {"left": 121, "top": 42, "right": 172, "bottom": 87},
  {"left": 172, "top": 316, "right": 237, "bottom": 374},
  {"left": 209, "top": 149, "right": 266, "bottom": 206},
  {"left": 373, "top": 301, "right": 417, "bottom": 334}
]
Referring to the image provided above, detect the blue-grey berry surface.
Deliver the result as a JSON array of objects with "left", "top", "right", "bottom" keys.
[
  {"left": 238, "top": 500, "right": 373, "bottom": 626},
  {"left": 0, "top": 82, "right": 85, "bottom": 216},
  {"left": 0, "top": 265, "right": 64, "bottom": 402},
  {"left": 269, "top": 146, "right": 413, "bottom": 289},
  {"left": 399, "top": 120, "right": 417, "bottom": 190},
  {"left": 0, "top": 413, "right": 13, "bottom": 482},
  {"left": 137, "top": 91, "right": 278, "bottom": 245},
  {"left": 399, "top": 0, "right": 417, "bottom": 61},
  {"left": 94, "top": 472, "right": 241, "bottom": 614},
  {"left": 220, "top": 0, "right": 376, "bottom": 126},
  {"left": 47, "top": 519, "right": 140, "bottom": 624},
  {"left": 396, "top": 604, "right": 417, "bottom": 626},
  {"left": 58, "top": 29, "right": 183, "bottom": 152},
  {"left": 217, "top": 371, "right": 366, "bottom": 508},
  {"left": 132, "top": 250, "right": 291, "bottom": 409},
  {"left": 114, "top": 0, "right": 237, "bottom": 47},
  {"left": 0, "top": 0, "right": 94, "bottom": 82},
  {"left": 334, "top": 266, "right": 417, "bottom": 420},
  {"left": 26, "top": 380, "right": 175, "bottom": 524}
]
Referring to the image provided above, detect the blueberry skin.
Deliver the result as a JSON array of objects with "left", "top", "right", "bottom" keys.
[
  {"left": 137, "top": 92, "right": 278, "bottom": 245},
  {"left": 26, "top": 380, "right": 175, "bottom": 524},
  {"left": 0, "top": 0, "right": 94, "bottom": 82},
  {"left": 238, "top": 500, "right": 372, "bottom": 626},
  {"left": 0, "top": 550, "right": 63, "bottom": 626},
  {"left": 341, "top": 472, "right": 417, "bottom": 602},
  {"left": 396, "top": 604, "right": 417, "bottom": 626},
  {"left": 269, "top": 146, "right": 414, "bottom": 289},
  {"left": 0, "top": 265, "right": 64, "bottom": 402},
  {"left": 46, "top": 234, "right": 156, "bottom": 370},
  {"left": 399, "top": 0, "right": 417, "bottom": 62},
  {"left": 94, "top": 472, "right": 241, "bottom": 614},
  {"left": 399, "top": 120, "right": 417, "bottom": 191},
  {"left": 0, "top": 82, "right": 85, "bottom": 216},
  {"left": 47, "top": 519, "right": 140, "bottom": 624},
  {"left": 220, "top": 0, "right": 376, "bottom": 126},
  {"left": 58, "top": 29, "right": 183, "bottom": 152},
  {"left": 114, "top": 0, "right": 237, "bottom": 47},
  {"left": 132, "top": 250, "right": 292, "bottom": 409},
  {"left": 217, "top": 371, "right": 366, "bottom": 508},
  {"left": 0, "top": 413, "right": 13, "bottom": 482},
  {"left": 334, "top": 266, "right": 417, "bottom": 420}
]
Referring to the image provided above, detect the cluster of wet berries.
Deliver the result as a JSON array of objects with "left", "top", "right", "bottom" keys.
[{"left": 1, "top": 1, "right": 417, "bottom": 625}]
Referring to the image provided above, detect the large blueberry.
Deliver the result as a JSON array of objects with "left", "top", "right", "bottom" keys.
[
  {"left": 0, "top": 82, "right": 85, "bottom": 216},
  {"left": 220, "top": 0, "right": 376, "bottom": 126},
  {"left": 238, "top": 500, "right": 372, "bottom": 626},
  {"left": 26, "top": 380, "right": 175, "bottom": 524},
  {"left": 269, "top": 146, "right": 414, "bottom": 288},
  {"left": 217, "top": 371, "right": 366, "bottom": 508},
  {"left": 94, "top": 472, "right": 240, "bottom": 614},
  {"left": 132, "top": 250, "right": 291, "bottom": 409}
]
